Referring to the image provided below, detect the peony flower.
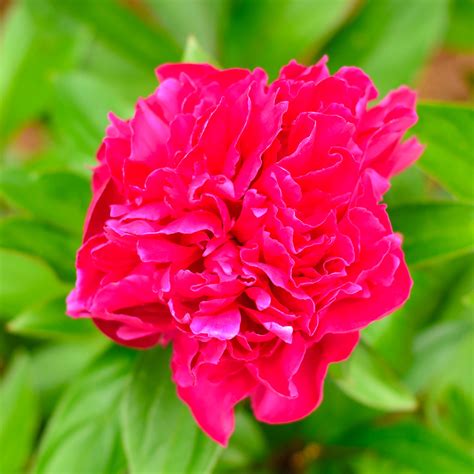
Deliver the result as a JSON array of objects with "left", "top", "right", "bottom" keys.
[{"left": 67, "top": 57, "right": 423, "bottom": 445}]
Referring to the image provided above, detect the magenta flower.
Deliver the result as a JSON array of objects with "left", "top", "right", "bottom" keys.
[{"left": 67, "top": 57, "right": 423, "bottom": 445}]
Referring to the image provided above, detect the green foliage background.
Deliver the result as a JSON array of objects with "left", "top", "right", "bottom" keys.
[{"left": 0, "top": 0, "right": 473, "bottom": 473}]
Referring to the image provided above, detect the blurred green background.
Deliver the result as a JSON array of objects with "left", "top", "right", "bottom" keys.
[{"left": 0, "top": 0, "right": 473, "bottom": 473}]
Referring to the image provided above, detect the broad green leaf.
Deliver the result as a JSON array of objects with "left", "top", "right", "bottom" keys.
[
  {"left": 0, "top": 168, "right": 90, "bottom": 235},
  {"left": 183, "top": 35, "right": 220, "bottom": 66},
  {"left": 406, "top": 319, "right": 474, "bottom": 393},
  {"left": 29, "top": 0, "right": 180, "bottom": 69},
  {"left": 339, "top": 422, "right": 474, "bottom": 473},
  {"left": 325, "top": 0, "right": 448, "bottom": 94},
  {"left": 0, "top": 217, "right": 78, "bottom": 281},
  {"left": 52, "top": 72, "right": 134, "bottom": 156},
  {"left": 121, "top": 348, "right": 222, "bottom": 474},
  {"left": 0, "top": 249, "right": 67, "bottom": 319},
  {"left": 414, "top": 103, "right": 474, "bottom": 202},
  {"left": 445, "top": 0, "right": 474, "bottom": 50},
  {"left": 223, "top": 0, "right": 352, "bottom": 76},
  {"left": 34, "top": 348, "right": 135, "bottom": 474},
  {"left": 330, "top": 344, "right": 417, "bottom": 412},
  {"left": 30, "top": 338, "right": 110, "bottom": 414},
  {"left": 7, "top": 295, "right": 96, "bottom": 340},
  {"left": 389, "top": 202, "right": 474, "bottom": 267},
  {"left": 0, "top": 1, "right": 81, "bottom": 145},
  {"left": 0, "top": 352, "right": 39, "bottom": 474},
  {"left": 145, "top": 0, "right": 227, "bottom": 56}
]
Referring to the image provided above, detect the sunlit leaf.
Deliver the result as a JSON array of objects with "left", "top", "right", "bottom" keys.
[
  {"left": 144, "top": 0, "right": 227, "bottom": 56},
  {"left": 182, "top": 35, "right": 220, "bottom": 65}
]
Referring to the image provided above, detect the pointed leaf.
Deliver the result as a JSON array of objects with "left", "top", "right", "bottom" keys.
[
  {"left": 121, "top": 348, "right": 222, "bottom": 474},
  {"left": 0, "top": 217, "right": 78, "bottom": 281},
  {"left": 0, "top": 249, "right": 67, "bottom": 319},
  {"left": 0, "top": 352, "right": 39, "bottom": 474},
  {"left": 144, "top": 0, "right": 226, "bottom": 56},
  {"left": 183, "top": 36, "right": 219, "bottom": 66},
  {"left": 33, "top": 348, "right": 135, "bottom": 474},
  {"left": 330, "top": 344, "right": 417, "bottom": 412},
  {"left": 30, "top": 0, "right": 179, "bottom": 69},
  {"left": 0, "top": 168, "right": 90, "bottom": 235},
  {"left": 7, "top": 295, "right": 96, "bottom": 340}
]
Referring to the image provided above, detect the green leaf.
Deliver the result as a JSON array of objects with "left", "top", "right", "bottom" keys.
[
  {"left": 445, "top": 0, "right": 474, "bottom": 50},
  {"left": 325, "top": 0, "right": 449, "bottom": 94},
  {"left": 7, "top": 295, "right": 96, "bottom": 340},
  {"left": 183, "top": 35, "right": 220, "bottom": 66},
  {"left": 31, "top": 338, "right": 110, "bottom": 414},
  {"left": 339, "top": 422, "right": 474, "bottom": 473},
  {"left": 389, "top": 202, "right": 474, "bottom": 267},
  {"left": 52, "top": 72, "right": 134, "bottom": 157},
  {"left": 294, "top": 379, "right": 379, "bottom": 445},
  {"left": 437, "top": 258, "right": 474, "bottom": 322},
  {"left": 216, "top": 409, "right": 268, "bottom": 472},
  {"left": 0, "top": 1, "right": 81, "bottom": 145},
  {"left": 145, "top": 0, "right": 227, "bottom": 56},
  {"left": 0, "top": 249, "right": 67, "bottom": 319},
  {"left": 0, "top": 352, "right": 39, "bottom": 474},
  {"left": 414, "top": 103, "right": 474, "bottom": 202},
  {"left": 0, "top": 168, "right": 90, "bottom": 235},
  {"left": 330, "top": 344, "right": 417, "bottom": 412},
  {"left": 30, "top": 0, "right": 180, "bottom": 69},
  {"left": 33, "top": 348, "right": 135, "bottom": 474},
  {"left": 223, "top": 0, "right": 352, "bottom": 77},
  {"left": 0, "top": 217, "right": 78, "bottom": 281},
  {"left": 406, "top": 319, "right": 474, "bottom": 393},
  {"left": 426, "top": 385, "right": 474, "bottom": 452},
  {"left": 121, "top": 347, "right": 222, "bottom": 474}
]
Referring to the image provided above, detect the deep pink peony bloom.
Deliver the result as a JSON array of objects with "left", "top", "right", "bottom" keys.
[{"left": 67, "top": 57, "right": 423, "bottom": 445}]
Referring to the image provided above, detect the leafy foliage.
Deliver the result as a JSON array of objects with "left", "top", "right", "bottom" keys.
[{"left": 0, "top": 0, "right": 472, "bottom": 473}]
